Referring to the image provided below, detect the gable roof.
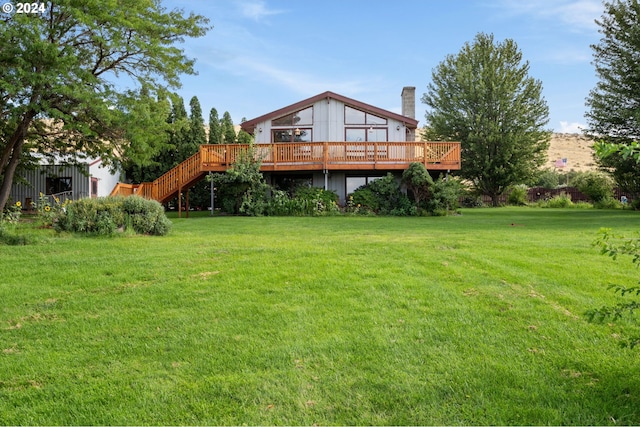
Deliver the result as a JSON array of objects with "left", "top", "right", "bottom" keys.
[{"left": 240, "top": 91, "right": 419, "bottom": 134}]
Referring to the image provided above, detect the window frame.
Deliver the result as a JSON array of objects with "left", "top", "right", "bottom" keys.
[
  {"left": 345, "top": 175, "right": 385, "bottom": 196},
  {"left": 45, "top": 176, "right": 72, "bottom": 195},
  {"left": 271, "top": 106, "right": 314, "bottom": 127},
  {"left": 272, "top": 127, "right": 313, "bottom": 143},
  {"left": 344, "top": 127, "right": 388, "bottom": 142},
  {"left": 344, "top": 105, "right": 387, "bottom": 125}
]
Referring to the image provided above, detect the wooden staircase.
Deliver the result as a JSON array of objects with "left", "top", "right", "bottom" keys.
[{"left": 110, "top": 145, "right": 229, "bottom": 206}]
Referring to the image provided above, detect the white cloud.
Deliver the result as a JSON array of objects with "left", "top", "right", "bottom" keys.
[
  {"left": 496, "top": 0, "right": 601, "bottom": 32},
  {"left": 235, "top": 0, "right": 286, "bottom": 22},
  {"left": 543, "top": 48, "right": 591, "bottom": 64},
  {"left": 556, "top": 0, "right": 602, "bottom": 32},
  {"left": 223, "top": 55, "right": 375, "bottom": 96},
  {"left": 558, "top": 121, "right": 586, "bottom": 133}
]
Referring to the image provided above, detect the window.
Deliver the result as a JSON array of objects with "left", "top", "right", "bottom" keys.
[
  {"left": 273, "top": 174, "right": 313, "bottom": 196},
  {"left": 272, "top": 107, "right": 313, "bottom": 126},
  {"left": 91, "top": 177, "right": 98, "bottom": 198},
  {"left": 345, "top": 128, "right": 388, "bottom": 142},
  {"left": 346, "top": 175, "right": 383, "bottom": 195},
  {"left": 271, "top": 107, "right": 313, "bottom": 143},
  {"left": 345, "top": 105, "right": 388, "bottom": 142},
  {"left": 345, "top": 128, "right": 366, "bottom": 142},
  {"left": 272, "top": 128, "right": 312, "bottom": 143},
  {"left": 45, "top": 177, "right": 72, "bottom": 195},
  {"left": 345, "top": 106, "right": 366, "bottom": 124},
  {"left": 367, "top": 128, "right": 387, "bottom": 142},
  {"left": 344, "top": 106, "right": 387, "bottom": 125}
]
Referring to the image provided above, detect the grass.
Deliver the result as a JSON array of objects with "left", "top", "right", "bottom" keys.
[{"left": 1, "top": 207, "right": 639, "bottom": 425}]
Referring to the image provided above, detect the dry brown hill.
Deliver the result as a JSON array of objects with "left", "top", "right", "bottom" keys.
[{"left": 545, "top": 133, "right": 596, "bottom": 172}]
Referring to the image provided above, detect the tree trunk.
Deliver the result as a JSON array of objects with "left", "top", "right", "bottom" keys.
[{"left": 0, "top": 112, "right": 35, "bottom": 213}]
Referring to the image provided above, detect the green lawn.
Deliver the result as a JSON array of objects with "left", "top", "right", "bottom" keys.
[{"left": 1, "top": 208, "right": 639, "bottom": 425}]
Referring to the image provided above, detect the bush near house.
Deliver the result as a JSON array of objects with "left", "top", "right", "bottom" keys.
[
  {"left": 426, "top": 175, "right": 462, "bottom": 215},
  {"left": 351, "top": 173, "right": 413, "bottom": 216},
  {"left": 54, "top": 196, "right": 172, "bottom": 236},
  {"left": 266, "top": 188, "right": 340, "bottom": 216},
  {"left": 401, "top": 163, "right": 462, "bottom": 215}
]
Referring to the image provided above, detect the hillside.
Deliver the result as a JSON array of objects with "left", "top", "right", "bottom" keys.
[{"left": 544, "top": 133, "right": 596, "bottom": 172}]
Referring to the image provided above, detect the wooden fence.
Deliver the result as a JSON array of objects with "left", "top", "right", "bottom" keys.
[{"left": 479, "top": 187, "right": 633, "bottom": 204}]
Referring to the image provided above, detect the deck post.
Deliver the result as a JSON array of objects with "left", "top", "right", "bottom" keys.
[
  {"left": 209, "top": 172, "right": 214, "bottom": 216},
  {"left": 424, "top": 141, "right": 428, "bottom": 167},
  {"left": 374, "top": 142, "right": 379, "bottom": 168},
  {"left": 272, "top": 143, "right": 277, "bottom": 169},
  {"left": 185, "top": 189, "right": 189, "bottom": 219},
  {"left": 323, "top": 142, "right": 328, "bottom": 171},
  {"left": 177, "top": 166, "right": 182, "bottom": 218}
]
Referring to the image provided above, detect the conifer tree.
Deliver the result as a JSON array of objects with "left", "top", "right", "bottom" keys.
[
  {"left": 237, "top": 118, "right": 253, "bottom": 144},
  {"left": 208, "top": 108, "right": 222, "bottom": 144},
  {"left": 181, "top": 96, "right": 205, "bottom": 160},
  {"left": 221, "top": 111, "right": 237, "bottom": 144}
]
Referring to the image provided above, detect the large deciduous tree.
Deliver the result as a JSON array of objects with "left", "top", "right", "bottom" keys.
[
  {"left": 422, "top": 33, "right": 550, "bottom": 206},
  {"left": 586, "top": 0, "right": 640, "bottom": 199},
  {"left": 0, "top": 0, "right": 210, "bottom": 212}
]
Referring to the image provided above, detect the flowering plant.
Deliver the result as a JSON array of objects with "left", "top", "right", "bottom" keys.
[
  {"left": 1, "top": 200, "right": 22, "bottom": 224},
  {"left": 33, "top": 192, "right": 68, "bottom": 227}
]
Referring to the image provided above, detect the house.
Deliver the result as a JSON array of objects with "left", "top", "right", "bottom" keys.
[
  {"left": 10, "top": 153, "right": 122, "bottom": 208},
  {"left": 239, "top": 87, "right": 460, "bottom": 203},
  {"left": 110, "top": 87, "right": 460, "bottom": 214}
]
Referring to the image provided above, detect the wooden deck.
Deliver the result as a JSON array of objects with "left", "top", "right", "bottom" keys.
[{"left": 111, "top": 141, "right": 461, "bottom": 204}]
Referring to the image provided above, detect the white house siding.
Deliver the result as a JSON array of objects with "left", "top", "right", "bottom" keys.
[
  {"left": 253, "top": 98, "right": 410, "bottom": 144},
  {"left": 89, "top": 159, "right": 122, "bottom": 197},
  {"left": 247, "top": 92, "right": 417, "bottom": 204}
]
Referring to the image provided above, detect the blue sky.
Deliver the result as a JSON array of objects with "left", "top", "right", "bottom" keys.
[{"left": 164, "top": 0, "right": 603, "bottom": 133}]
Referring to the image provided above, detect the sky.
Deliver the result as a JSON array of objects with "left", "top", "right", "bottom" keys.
[{"left": 163, "top": 0, "right": 604, "bottom": 134}]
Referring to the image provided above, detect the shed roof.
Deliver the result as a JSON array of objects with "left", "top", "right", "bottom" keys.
[{"left": 240, "top": 91, "right": 419, "bottom": 134}]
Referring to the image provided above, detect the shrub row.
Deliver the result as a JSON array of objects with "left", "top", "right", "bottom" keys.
[
  {"left": 349, "top": 172, "right": 462, "bottom": 216},
  {"left": 265, "top": 187, "right": 341, "bottom": 216},
  {"left": 54, "top": 196, "right": 172, "bottom": 236}
]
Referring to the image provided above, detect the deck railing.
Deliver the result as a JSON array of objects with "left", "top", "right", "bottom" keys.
[
  {"left": 199, "top": 141, "right": 460, "bottom": 169},
  {"left": 112, "top": 141, "right": 460, "bottom": 203}
]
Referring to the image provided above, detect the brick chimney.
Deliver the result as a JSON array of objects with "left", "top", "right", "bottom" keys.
[{"left": 401, "top": 86, "right": 416, "bottom": 119}]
